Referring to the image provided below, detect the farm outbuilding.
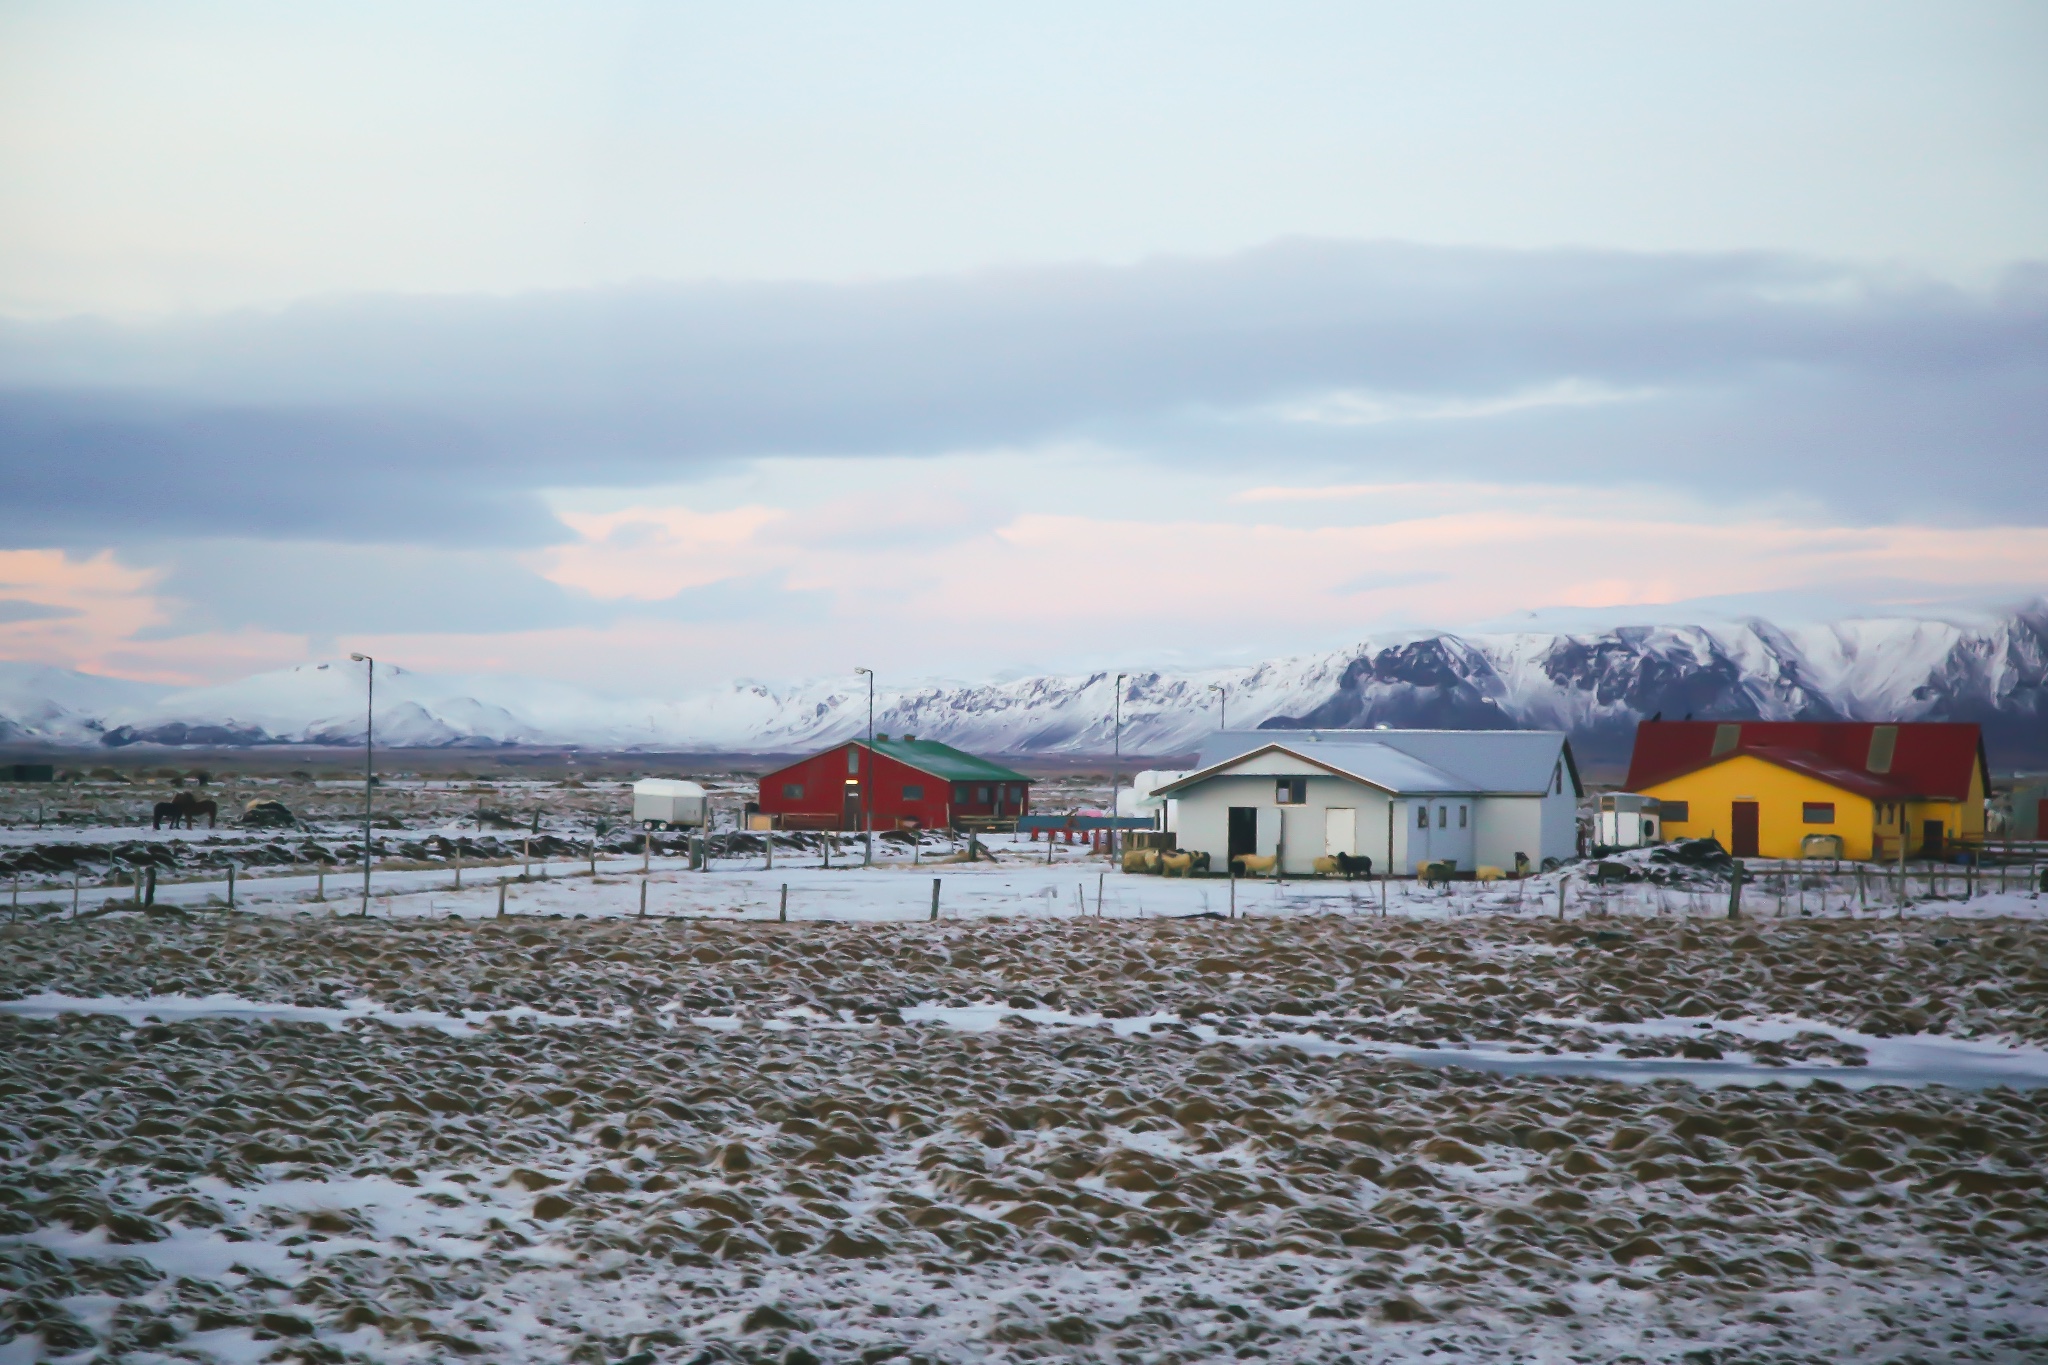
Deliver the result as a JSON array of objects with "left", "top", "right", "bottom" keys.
[
  {"left": 755, "top": 735, "right": 1030, "bottom": 832},
  {"left": 1150, "top": 729, "right": 1580, "bottom": 877}
]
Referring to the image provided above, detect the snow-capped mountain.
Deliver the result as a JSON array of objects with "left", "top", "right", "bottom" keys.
[{"left": 2, "top": 605, "right": 2044, "bottom": 769}]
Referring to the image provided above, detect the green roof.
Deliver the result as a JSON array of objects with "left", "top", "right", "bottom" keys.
[{"left": 865, "top": 737, "right": 1027, "bottom": 783}]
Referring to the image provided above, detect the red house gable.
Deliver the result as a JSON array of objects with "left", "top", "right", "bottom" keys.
[{"left": 1624, "top": 720, "right": 1986, "bottom": 800}]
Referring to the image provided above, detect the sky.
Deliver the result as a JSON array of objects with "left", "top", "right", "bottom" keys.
[{"left": 1, "top": 1, "right": 2045, "bottom": 692}]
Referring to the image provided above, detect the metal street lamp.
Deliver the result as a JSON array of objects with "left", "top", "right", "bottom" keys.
[
  {"left": 1208, "top": 682, "right": 1227, "bottom": 731},
  {"left": 348, "top": 653, "right": 374, "bottom": 916},
  {"left": 854, "top": 667, "right": 875, "bottom": 867},
  {"left": 1112, "top": 672, "right": 1126, "bottom": 855}
]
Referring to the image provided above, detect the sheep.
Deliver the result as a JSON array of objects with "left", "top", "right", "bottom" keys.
[
  {"left": 1334, "top": 851, "right": 1373, "bottom": 879},
  {"left": 1475, "top": 865, "right": 1506, "bottom": 882},
  {"left": 1310, "top": 853, "right": 1373, "bottom": 878},
  {"left": 1229, "top": 853, "right": 1278, "bottom": 877},
  {"left": 1418, "top": 860, "right": 1455, "bottom": 890},
  {"left": 1160, "top": 850, "right": 1211, "bottom": 877},
  {"left": 1121, "top": 848, "right": 1162, "bottom": 875}
]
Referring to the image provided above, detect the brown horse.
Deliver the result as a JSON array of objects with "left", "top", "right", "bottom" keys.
[{"left": 153, "top": 792, "right": 217, "bottom": 829}]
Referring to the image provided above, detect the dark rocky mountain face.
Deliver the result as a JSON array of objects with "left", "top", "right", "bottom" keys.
[
  {"left": 1256, "top": 609, "right": 2048, "bottom": 774},
  {"left": 1263, "top": 640, "right": 1520, "bottom": 733}
]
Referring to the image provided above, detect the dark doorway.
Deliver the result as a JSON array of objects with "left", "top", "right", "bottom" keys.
[
  {"left": 844, "top": 788, "right": 862, "bottom": 831},
  {"left": 1228, "top": 807, "right": 1258, "bottom": 861},
  {"left": 1730, "top": 802, "right": 1760, "bottom": 858},
  {"left": 1922, "top": 819, "right": 1944, "bottom": 859}
]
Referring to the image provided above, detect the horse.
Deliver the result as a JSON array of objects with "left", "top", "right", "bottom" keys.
[{"left": 153, "top": 792, "right": 217, "bottom": 829}]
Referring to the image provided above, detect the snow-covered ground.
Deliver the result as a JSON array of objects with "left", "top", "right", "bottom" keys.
[{"left": 7, "top": 851, "right": 2048, "bottom": 1364}]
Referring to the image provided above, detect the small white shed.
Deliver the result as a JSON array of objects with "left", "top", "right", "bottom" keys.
[
  {"left": 632, "top": 778, "right": 708, "bottom": 829},
  {"left": 1150, "top": 729, "right": 1581, "bottom": 876}
]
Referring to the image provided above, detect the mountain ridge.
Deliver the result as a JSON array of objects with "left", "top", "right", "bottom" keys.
[{"left": 2, "top": 606, "right": 2043, "bottom": 770}]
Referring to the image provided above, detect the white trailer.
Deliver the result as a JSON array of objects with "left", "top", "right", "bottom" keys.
[
  {"left": 1595, "top": 792, "right": 1661, "bottom": 848},
  {"left": 633, "top": 778, "right": 708, "bottom": 829}
]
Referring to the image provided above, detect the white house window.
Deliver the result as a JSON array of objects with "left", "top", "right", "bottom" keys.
[
  {"left": 1437, "top": 806, "right": 1447, "bottom": 828},
  {"left": 1458, "top": 806, "right": 1468, "bottom": 828},
  {"left": 1417, "top": 806, "right": 1428, "bottom": 829},
  {"left": 1275, "top": 778, "right": 1307, "bottom": 805}
]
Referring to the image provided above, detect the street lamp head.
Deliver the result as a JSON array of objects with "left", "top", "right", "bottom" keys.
[
  {"left": 349, "top": 652, "right": 368, "bottom": 662},
  {"left": 854, "top": 666, "right": 872, "bottom": 675}
]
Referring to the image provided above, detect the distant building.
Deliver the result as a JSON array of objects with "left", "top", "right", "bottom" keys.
[
  {"left": 6, "top": 764, "right": 55, "bottom": 782},
  {"left": 1151, "top": 729, "right": 1580, "bottom": 875},
  {"left": 2015, "top": 777, "right": 2048, "bottom": 843},
  {"left": 755, "top": 735, "right": 1030, "bottom": 832},
  {"left": 1625, "top": 720, "right": 1988, "bottom": 860}
]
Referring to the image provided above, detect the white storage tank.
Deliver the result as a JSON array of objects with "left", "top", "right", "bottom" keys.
[{"left": 633, "top": 778, "right": 708, "bottom": 829}]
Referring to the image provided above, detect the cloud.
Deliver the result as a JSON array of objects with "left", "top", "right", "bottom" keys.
[
  {"left": 0, "top": 240, "right": 2040, "bottom": 551},
  {"left": 1266, "top": 378, "right": 1659, "bottom": 428},
  {"left": 0, "top": 599, "right": 79, "bottom": 623}
]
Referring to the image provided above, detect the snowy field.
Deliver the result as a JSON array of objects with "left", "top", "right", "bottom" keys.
[{"left": 4, "top": 859, "right": 2048, "bottom": 1365}]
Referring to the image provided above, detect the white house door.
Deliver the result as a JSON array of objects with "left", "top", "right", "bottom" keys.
[
  {"left": 1324, "top": 808, "right": 1357, "bottom": 857},
  {"left": 1429, "top": 799, "right": 1474, "bottom": 868}
]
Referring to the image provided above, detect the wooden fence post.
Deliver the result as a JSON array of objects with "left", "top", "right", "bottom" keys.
[{"left": 930, "top": 877, "right": 940, "bottom": 921}]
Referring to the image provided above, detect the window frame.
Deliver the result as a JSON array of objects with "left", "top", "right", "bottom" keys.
[
  {"left": 1275, "top": 777, "right": 1307, "bottom": 806},
  {"left": 902, "top": 783, "right": 924, "bottom": 801},
  {"left": 782, "top": 783, "right": 804, "bottom": 800},
  {"left": 1802, "top": 801, "right": 1836, "bottom": 825}
]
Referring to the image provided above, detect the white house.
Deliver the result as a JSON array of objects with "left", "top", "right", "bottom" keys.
[{"left": 1150, "top": 729, "right": 1581, "bottom": 876}]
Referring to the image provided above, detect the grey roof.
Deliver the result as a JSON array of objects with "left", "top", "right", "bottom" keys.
[{"left": 1159, "top": 728, "right": 1578, "bottom": 798}]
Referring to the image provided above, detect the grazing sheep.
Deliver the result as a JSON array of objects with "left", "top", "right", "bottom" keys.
[
  {"left": 1121, "top": 848, "right": 1162, "bottom": 875},
  {"left": 1312, "top": 855, "right": 1340, "bottom": 877},
  {"left": 1418, "top": 860, "right": 1455, "bottom": 889},
  {"left": 1161, "top": 851, "right": 1193, "bottom": 877},
  {"left": 1475, "top": 865, "right": 1506, "bottom": 882},
  {"left": 1334, "top": 851, "right": 1374, "bottom": 879},
  {"left": 1229, "top": 853, "right": 1278, "bottom": 877}
]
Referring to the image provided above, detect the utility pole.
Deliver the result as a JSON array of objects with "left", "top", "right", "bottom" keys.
[
  {"left": 348, "top": 652, "right": 375, "bottom": 917},
  {"left": 1208, "top": 682, "right": 1227, "bottom": 731},
  {"left": 855, "top": 667, "right": 875, "bottom": 867}
]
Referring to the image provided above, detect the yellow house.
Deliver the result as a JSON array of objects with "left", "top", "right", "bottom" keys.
[{"left": 1624, "top": 721, "right": 1988, "bottom": 861}]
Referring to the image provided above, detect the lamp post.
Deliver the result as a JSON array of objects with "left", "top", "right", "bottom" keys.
[
  {"left": 855, "top": 667, "right": 875, "bottom": 867},
  {"left": 1112, "top": 672, "right": 1126, "bottom": 856},
  {"left": 1208, "top": 682, "right": 1227, "bottom": 732},
  {"left": 348, "top": 652, "right": 374, "bottom": 916}
]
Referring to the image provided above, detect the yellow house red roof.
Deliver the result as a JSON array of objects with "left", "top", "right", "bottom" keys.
[{"left": 1625, "top": 721, "right": 1985, "bottom": 800}]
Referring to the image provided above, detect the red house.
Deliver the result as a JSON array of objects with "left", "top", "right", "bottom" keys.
[{"left": 755, "top": 735, "right": 1031, "bottom": 831}]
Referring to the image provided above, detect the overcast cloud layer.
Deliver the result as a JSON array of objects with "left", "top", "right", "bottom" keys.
[{"left": 5, "top": 242, "right": 2046, "bottom": 549}]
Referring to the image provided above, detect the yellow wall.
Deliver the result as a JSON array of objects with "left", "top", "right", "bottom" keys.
[{"left": 1644, "top": 753, "right": 1879, "bottom": 860}]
